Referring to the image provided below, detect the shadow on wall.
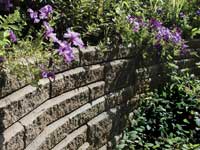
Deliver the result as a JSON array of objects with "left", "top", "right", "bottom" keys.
[
  {"left": 0, "top": 127, "right": 5, "bottom": 150},
  {"left": 104, "top": 47, "right": 164, "bottom": 94},
  {"left": 0, "top": 71, "right": 7, "bottom": 98},
  {"left": 0, "top": 71, "right": 6, "bottom": 149},
  {"left": 101, "top": 50, "right": 165, "bottom": 148},
  {"left": 104, "top": 58, "right": 136, "bottom": 93}
]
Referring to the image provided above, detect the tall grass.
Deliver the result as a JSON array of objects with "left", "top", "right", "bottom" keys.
[
  {"left": 148, "top": 0, "right": 186, "bottom": 21},
  {"left": 169, "top": 0, "right": 186, "bottom": 20}
]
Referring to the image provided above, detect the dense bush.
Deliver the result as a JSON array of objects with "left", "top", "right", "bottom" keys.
[
  {"left": 117, "top": 74, "right": 200, "bottom": 150},
  {"left": 124, "top": 0, "right": 200, "bottom": 39}
]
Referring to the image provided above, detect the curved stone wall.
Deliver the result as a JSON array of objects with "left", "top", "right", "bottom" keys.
[{"left": 0, "top": 46, "right": 199, "bottom": 150}]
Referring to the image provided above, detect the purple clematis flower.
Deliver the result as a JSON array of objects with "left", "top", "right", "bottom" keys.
[
  {"left": 39, "top": 5, "right": 53, "bottom": 19},
  {"left": 156, "top": 27, "right": 172, "bottom": 42},
  {"left": 40, "top": 64, "right": 55, "bottom": 79},
  {"left": 127, "top": 16, "right": 145, "bottom": 32},
  {"left": 149, "top": 18, "right": 162, "bottom": 28},
  {"left": 127, "top": 15, "right": 135, "bottom": 24},
  {"left": 9, "top": 30, "right": 17, "bottom": 43},
  {"left": 42, "top": 70, "right": 55, "bottom": 79},
  {"left": 43, "top": 21, "right": 54, "bottom": 33},
  {"left": 64, "top": 29, "right": 84, "bottom": 48},
  {"left": 43, "top": 21, "right": 58, "bottom": 43},
  {"left": 43, "top": 21, "right": 53, "bottom": 37},
  {"left": 27, "top": 8, "right": 40, "bottom": 23},
  {"left": 171, "top": 30, "right": 182, "bottom": 43},
  {"left": 133, "top": 21, "right": 140, "bottom": 32},
  {"left": 57, "top": 41, "right": 74, "bottom": 62},
  {"left": 156, "top": 25, "right": 184, "bottom": 44},
  {"left": 181, "top": 43, "right": 189, "bottom": 50},
  {"left": 180, "top": 44, "right": 189, "bottom": 56},
  {"left": 48, "top": 33, "right": 59, "bottom": 43}
]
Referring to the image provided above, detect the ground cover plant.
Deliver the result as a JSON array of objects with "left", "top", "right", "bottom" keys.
[{"left": 117, "top": 73, "right": 200, "bottom": 150}]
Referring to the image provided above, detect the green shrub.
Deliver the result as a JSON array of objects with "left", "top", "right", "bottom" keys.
[
  {"left": 117, "top": 74, "right": 200, "bottom": 150},
  {"left": 124, "top": 0, "right": 200, "bottom": 39}
]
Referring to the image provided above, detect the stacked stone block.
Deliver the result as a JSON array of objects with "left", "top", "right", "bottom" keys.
[{"left": 0, "top": 46, "right": 199, "bottom": 150}]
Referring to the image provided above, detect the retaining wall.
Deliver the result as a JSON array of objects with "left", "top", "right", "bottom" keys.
[{"left": 0, "top": 46, "right": 199, "bottom": 150}]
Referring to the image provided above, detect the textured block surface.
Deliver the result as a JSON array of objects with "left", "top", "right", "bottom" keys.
[{"left": 0, "top": 46, "right": 198, "bottom": 150}]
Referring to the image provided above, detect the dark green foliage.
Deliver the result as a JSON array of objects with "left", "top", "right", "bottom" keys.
[
  {"left": 48, "top": 0, "right": 128, "bottom": 46},
  {"left": 16, "top": 0, "right": 125, "bottom": 46},
  {"left": 117, "top": 74, "right": 200, "bottom": 150}
]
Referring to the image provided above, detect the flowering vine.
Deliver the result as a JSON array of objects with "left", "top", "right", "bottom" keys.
[
  {"left": 9, "top": 30, "right": 17, "bottom": 43},
  {"left": 27, "top": 5, "right": 84, "bottom": 80},
  {"left": 127, "top": 16, "right": 188, "bottom": 58}
]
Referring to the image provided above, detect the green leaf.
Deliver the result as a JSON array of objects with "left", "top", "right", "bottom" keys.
[
  {"left": 146, "top": 125, "right": 151, "bottom": 130},
  {"left": 183, "top": 119, "right": 190, "bottom": 124},
  {"left": 3, "top": 30, "right": 9, "bottom": 38},
  {"left": 195, "top": 118, "right": 200, "bottom": 127}
]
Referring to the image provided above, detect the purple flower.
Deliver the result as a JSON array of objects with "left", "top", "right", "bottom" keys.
[
  {"left": 57, "top": 41, "right": 74, "bottom": 62},
  {"left": 43, "top": 22, "right": 58, "bottom": 42},
  {"left": 43, "top": 21, "right": 54, "bottom": 33},
  {"left": 9, "top": 30, "right": 17, "bottom": 43},
  {"left": 155, "top": 25, "right": 184, "bottom": 45},
  {"left": 48, "top": 33, "right": 59, "bottom": 43},
  {"left": 171, "top": 31, "right": 182, "bottom": 43},
  {"left": 196, "top": 9, "right": 200, "bottom": 16},
  {"left": 127, "top": 15, "right": 135, "bottom": 24},
  {"left": 133, "top": 21, "right": 140, "bottom": 32},
  {"left": 39, "top": 5, "right": 53, "bottom": 19},
  {"left": 179, "top": 42, "right": 189, "bottom": 55},
  {"left": 149, "top": 18, "right": 162, "bottom": 28},
  {"left": 156, "top": 27, "right": 172, "bottom": 42},
  {"left": 42, "top": 71, "right": 55, "bottom": 79},
  {"left": 127, "top": 16, "right": 146, "bottom": 32},
  {"left": 64, "top": 29, "right": 84, "bottom": 48},
  {"left": 41, "top": 71, "right": 48, "bottom": 78},
  {"left": 27, "top": 8, "right": 40, "bottom": 23},
  {"left": 181, "top": 43, "right": 189, "bottom": 50},
  {"left": 28, "top": 5, "right": 53, "bottom": 22}
]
